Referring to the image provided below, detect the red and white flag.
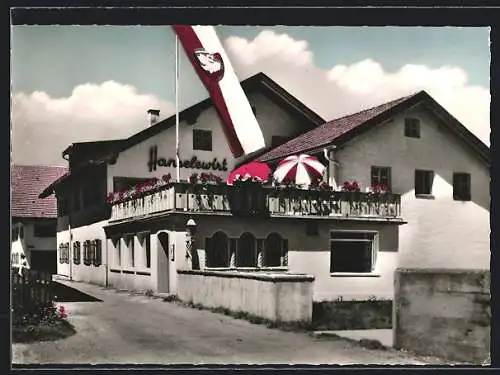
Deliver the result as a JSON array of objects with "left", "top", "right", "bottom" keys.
[{"left": 173, "top": 25, "right": 266, "bottom": 158}]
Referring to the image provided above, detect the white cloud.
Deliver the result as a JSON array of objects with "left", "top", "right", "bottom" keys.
[
  {"left": 225, "top": 30, "right": 490, "bottom": 146},
  {"left": 11, "top": 82, "right": 174, "bottom": 166}
]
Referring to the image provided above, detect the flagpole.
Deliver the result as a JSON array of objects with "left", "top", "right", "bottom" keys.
[{"left": 175, "top": 34, "right": 180, "bottom": 183}]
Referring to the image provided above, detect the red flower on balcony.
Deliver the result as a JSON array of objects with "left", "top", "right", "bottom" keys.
[
  {"left": 342, "top": 180, "right": 361, "bottom": 192},
  {"left": 162, "top": 173, "right": 172, "bottom": 183},
  {"left": 371, "top": 183, "right": 388, "bottom": 194},
  {"left": 189, "top": 173, "right": 199, "bottom": 184}
]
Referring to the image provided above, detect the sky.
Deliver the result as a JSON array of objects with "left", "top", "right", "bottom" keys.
[{"left": 11, "top": 26, "right": 490, "bottom": 166}]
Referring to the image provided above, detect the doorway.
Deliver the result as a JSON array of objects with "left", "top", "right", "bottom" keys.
[{"left": 157, "top": 232, "right": 170, "bottom": 293}]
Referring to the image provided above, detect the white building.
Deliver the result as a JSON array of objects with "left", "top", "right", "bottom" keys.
[
  {"left": 39, "top": 73, "right": 489, "bottom": 303},
  {"left": 11, "top": 165, "right": 68, "bottom": 273}
]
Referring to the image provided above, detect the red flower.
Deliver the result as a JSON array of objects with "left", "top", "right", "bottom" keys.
[
  {"left": 189, "top": 173, "right": 198, "bottom": 184},
  {"left": 162, "top": 173, "right": 171, "bottom": 183},
  {"left": 107, "top": 192, "right": 114, "bottom": 203}
]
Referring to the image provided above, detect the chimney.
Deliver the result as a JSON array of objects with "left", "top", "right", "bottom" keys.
[{"left": 147, "top": 109, "right": 160, "bottom": 126}]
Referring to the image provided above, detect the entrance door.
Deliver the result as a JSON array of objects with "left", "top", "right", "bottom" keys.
[{"left": 157, "top": 232, "right": 170, "bottom": 293}]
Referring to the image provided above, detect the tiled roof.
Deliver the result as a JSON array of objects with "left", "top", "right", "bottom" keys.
[
  {"left": 11, "top": 165, "right": 68, "bottom": 219},
  {"left": 258, "top": 92, "right": 420, "bottom": 162}
]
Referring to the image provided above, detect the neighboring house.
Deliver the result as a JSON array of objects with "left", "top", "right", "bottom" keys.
[
  {"left": 11, "top": 165, "right": 68, "bottom": 273},
  {"left": 258, "top": 90, "right": 490, "bottom": 271}
]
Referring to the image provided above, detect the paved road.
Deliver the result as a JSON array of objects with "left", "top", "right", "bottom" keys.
[{"left": 13, "top": 281, "right": 453, "bottom": 365}]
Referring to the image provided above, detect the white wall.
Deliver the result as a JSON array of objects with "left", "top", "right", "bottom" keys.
[
  {"left": 57, "top": 220, "right": 108, "bottom": 284},
  {"left": 107, "top": 91, "right": 308, "bottom": 192},
  {"left": 336, "top": 104, "right": 490, "bottom": 269}
]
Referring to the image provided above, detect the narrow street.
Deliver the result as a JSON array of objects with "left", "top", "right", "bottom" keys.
[{"left": 13, "top": 281, "right": 451, "bottom": 365}]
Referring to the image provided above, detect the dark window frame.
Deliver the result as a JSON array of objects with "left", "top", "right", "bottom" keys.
[
  {"left": 206, "top": 231, "right": 230, "bottom": 268},
  {"left": 264, "top": 233, "right": 284, "bottom": 267},
  {"left": 404, "top": 117, "right": 421, "bottom": 138},
  {"left": 330, "top": 231, "right": 378, "bottom": 274},
  {"left": 415, "top": 169, "right": 434, "bottom": 196},
  {"left": 371, "top": 166, "right": 392, "bottom": 191},
  {"left": 34, "top": 222, "right": 57, "bottom": 238},
  {"left": 193, "top": 129, "right": 213, "bottom": 151},
  {"left": 73, "top": 241, "right": 81, "bottom": 265},
  {"left": 453, "top": 172, "right": 471, "bottom": 201}
]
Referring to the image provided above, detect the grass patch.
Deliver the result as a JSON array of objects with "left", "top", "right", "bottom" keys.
[{"left": 13, "top": 319, "right": 76, "bottom": 343}]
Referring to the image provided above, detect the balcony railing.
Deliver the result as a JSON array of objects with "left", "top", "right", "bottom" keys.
[{"left": 109, "top": 182, "right": 402, "bottom": 222}]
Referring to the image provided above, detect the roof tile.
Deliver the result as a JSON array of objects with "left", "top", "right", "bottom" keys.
[
  {"left": 258, "top": 92, "right": 419, "bottom": 162},
  {"left": 11, "top": 165, "right": 68, "bottom": 219}
]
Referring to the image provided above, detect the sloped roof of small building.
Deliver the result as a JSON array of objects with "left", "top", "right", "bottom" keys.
[{"left": 12, "top": 165, "right": 68, "bottom": 219}]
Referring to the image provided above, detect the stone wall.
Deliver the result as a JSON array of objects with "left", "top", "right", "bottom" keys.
[{"left": 393, "top": 268, "right": 490, "bottom": 364}]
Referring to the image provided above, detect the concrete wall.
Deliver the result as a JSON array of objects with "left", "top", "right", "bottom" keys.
[
  {"left": 56, "top": 220, "right": 108, "bottom": 285},
  {"left": 177, "top": 269, "right": 314, "bottom": 322},
  {"left": 336, "top": 105, "right": 490, "bottom": 269},
  {"left": 106, "top": 91, "right": 308, "bottom": 192},
  {"left": 393, "top": 268, "right": 490, "bottom": 364},
  {"left": 190, "top": 215, "right": 401, "bottom": 301}
]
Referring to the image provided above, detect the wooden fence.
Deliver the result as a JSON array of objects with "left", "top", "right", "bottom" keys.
[{"left": 11, "top": 268, "right": 55, "bottom": 313}]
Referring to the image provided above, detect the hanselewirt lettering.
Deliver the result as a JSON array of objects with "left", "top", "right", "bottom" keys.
[{"left": 147, "top": 145, "right": 228, "bottom": 173}]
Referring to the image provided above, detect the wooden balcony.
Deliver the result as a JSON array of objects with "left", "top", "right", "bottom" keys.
[{"left": 109, "top": 182, "right": 402, "bottom": 223}]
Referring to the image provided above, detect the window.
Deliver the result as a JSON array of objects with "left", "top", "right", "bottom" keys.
[
  {"left": 271, "top": 136, "right": 289, "bottom": 148},
  {"left": 453, "top": 173, "right": 471, "bottom": 201},
  {"left": 206, "top": 232, "right": 230, "bottom": 268},
  {"left": 93, "top": 239, "right": 102, "bottom": 267},
  {"left": 193, "top": 129, "right": 212, "bottom": 151},
  {"left": 404, "top": 118, "right": 420, "bottom": 138},
  {"left": 59, "top": 243, "right": 70, "bottom": 264},
  {"left": 415, "top": 170, "right": 434, "bottom": 196},
  {"left": 371, "top": 166, "right": 392, "bottom": 191},
  {"left": 237, "top": 233, "right": 257, "bottom": 267},
  {"left": 34, "top": 222, "right": 57, "bottom": 238},
  {"left": 89, "top": 241, "right": 96, "bottom": 266},
  {"left": 330, "top": 231, "right": 377, "bottom": 273},
  {"left": 264, "top": 233, "right": 284, "bottom": 267},
  {"left": 73, "top": 242, "right": 81, "bottom": 265},
  {"left": 83, "top": 240, "right": 91, "bottom": 266},
  {"left": 19, "top": 226, "right": 24, "bottom": 240}
]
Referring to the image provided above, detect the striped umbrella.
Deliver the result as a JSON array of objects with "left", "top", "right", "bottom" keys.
[{"left": 273, "top": 154, "right": 326, "bottom": 187}]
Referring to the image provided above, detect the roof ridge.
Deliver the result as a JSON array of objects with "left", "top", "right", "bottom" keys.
[{"left": 323, "top": 91, "right": 420, "bottom": 125}]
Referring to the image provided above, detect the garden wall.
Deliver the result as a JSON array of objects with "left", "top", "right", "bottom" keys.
[
  {"left": 393, "top": 268, "right": 490, "bottom": 364},
  {"left": 177, "top": 269, "right": 314, "bottom": 322}
]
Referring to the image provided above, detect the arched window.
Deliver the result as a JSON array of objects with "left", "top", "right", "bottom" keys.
[
  {"left": 264, "top": 233, "right": 283, "bottom": 267},
  {"left": 237, "top": 232, "right": 256, "bottom": 267},
  {"left": 206, "top": 232, "right": 229, "bottom": 268}
]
